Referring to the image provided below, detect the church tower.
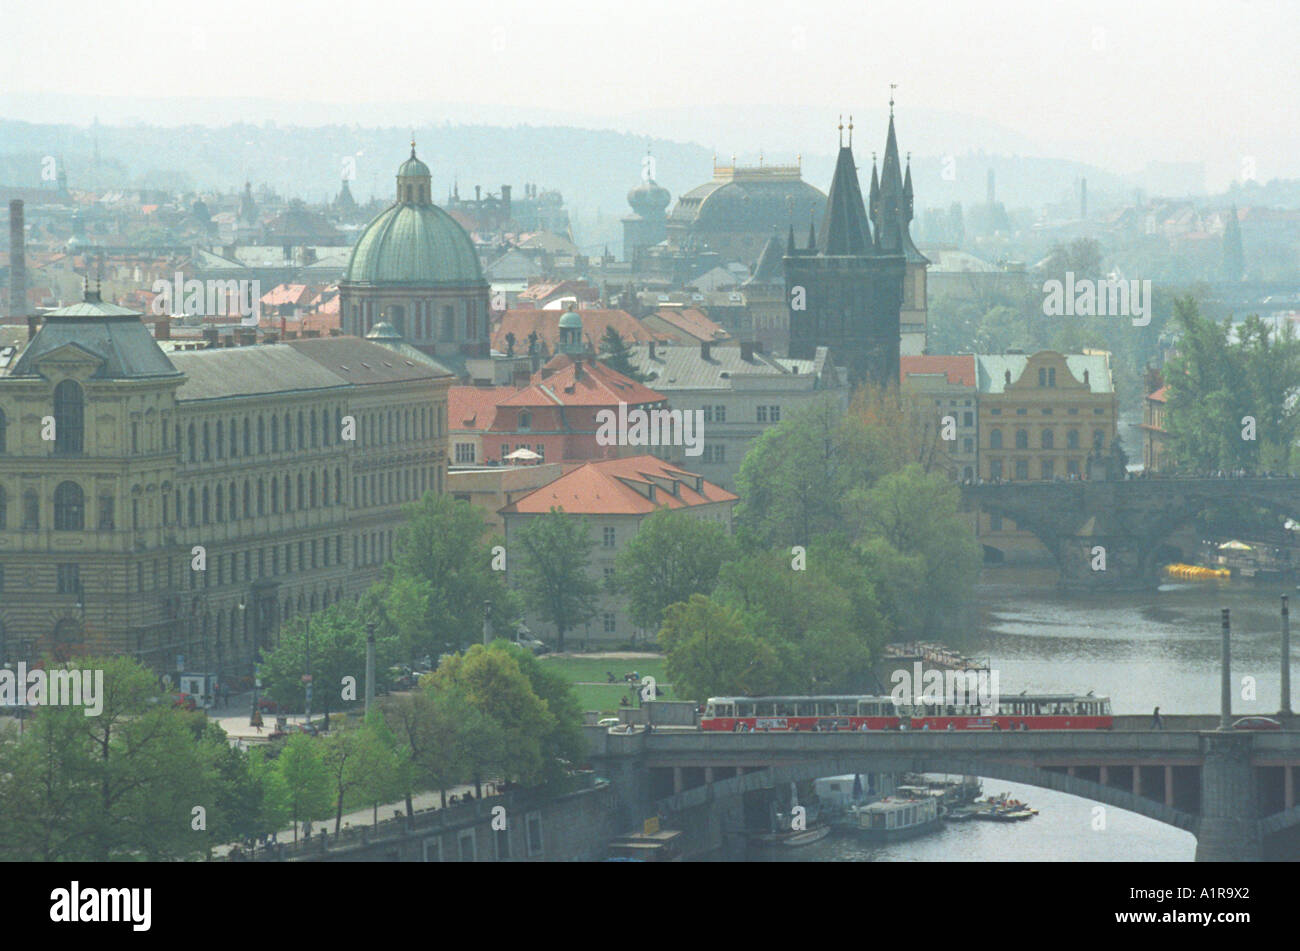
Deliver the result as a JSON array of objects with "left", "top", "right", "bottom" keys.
[
  {"left": 869, "top": 102, "right": 930, "bottom": 355},
  {"left": 785, "top": 111, "right": 906, "bottom": 387}
]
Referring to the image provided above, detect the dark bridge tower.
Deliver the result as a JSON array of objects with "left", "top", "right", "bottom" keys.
[{"left": 785, "top": 112, "right": 905, "bottom": 387}]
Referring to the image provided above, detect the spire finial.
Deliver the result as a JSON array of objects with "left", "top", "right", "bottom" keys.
[
  {"left": 889, "top": 84, "right": 897, "bottom": 117},
  {"left": 837, "top": 114, "right": 844, "bottom": 147},
  {"left": 848, "top": 115, "right": 854, "bottom": 147},
  {"left": 410, "top": 129, "right": 416, "bottom": 157}
]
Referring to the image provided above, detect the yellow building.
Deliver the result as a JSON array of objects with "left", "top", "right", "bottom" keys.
[
  {"left": 975, "top": 350, "right": 1118, "bottom": 561},
  {"left": 0, "top": 293, "right": 451, "bottom": 676}
]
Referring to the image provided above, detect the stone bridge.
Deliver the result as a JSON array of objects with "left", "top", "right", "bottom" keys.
[
  {"left": 960, "top": 478, "right": 1300, "bottom": 589},
  {"left": 586, "top": 718, "right": 1300, "bottom": 860}
]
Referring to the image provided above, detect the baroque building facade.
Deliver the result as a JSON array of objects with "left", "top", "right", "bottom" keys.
[
  {"left": 0, "top": 293, "right": 451, "bottom": 677},
  {"left": 338, "top": 145, "right": 490, "bottom": 376}
]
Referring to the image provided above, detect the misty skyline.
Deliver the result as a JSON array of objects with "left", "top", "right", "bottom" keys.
[{"left": 3, "top": 0, "right": 1298, "bottom": 192}]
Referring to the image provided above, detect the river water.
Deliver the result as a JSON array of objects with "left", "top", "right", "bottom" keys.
[{"left": 753, "top": 566, "right": 1299, "bottom": 862}]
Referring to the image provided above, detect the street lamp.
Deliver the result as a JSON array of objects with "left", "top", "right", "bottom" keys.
[{"left": 483, "top": 600, "right": 492, "bottom": 646}]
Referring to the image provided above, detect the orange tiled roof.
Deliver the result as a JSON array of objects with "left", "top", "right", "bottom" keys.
[
  {"left": 498, "top": 355, "right": 665, "bottom": 409},
  {"left": 501, "top": 455, "right": 737, "bottom": 516},
  {"left": 448, "top": 386, "right": 503, "bottom": 432},
  {"left": 900, "top": 354, "right": 977, "bottom": 387},
  {"left": 1147, "top": 385, "right": 1169, "bottom": 402},
  {"left": 492, "top": 308, "right": 667, "bottom": 355},
  {"left": 650, "top": 307, "right": 728, "bottom": 342}
]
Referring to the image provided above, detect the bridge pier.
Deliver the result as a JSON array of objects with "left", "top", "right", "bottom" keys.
[{"left": 1195, "top": 732, "right": 1262, "bottom": 861}]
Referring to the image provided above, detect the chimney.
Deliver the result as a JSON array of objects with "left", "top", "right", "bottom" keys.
[
  {"left": 740, "top": 341, "right": 754, "bottom": 361},
  {"left": 501, "top": 184, "right": 512, "bottom": 220},
  {"left": 574, "top": 358, "right": 584, "bottom": 380},
  {"left": 700, "top": 341, "right": 712, "bottom": 361},
  {"left": 26, "top": 315, "right": 39, "bottom": 341},
  {"left": 9, "top": 200, "right": 26, "bottom": 320},
  {"left": 648, "top": 340, "right": 656, "bottom": 360},
  {"left": 475, "top": 185, "right": 481, "bottom": 203},
  {"left": 155, "top": 319, "right": 171, "bottom": 340}
]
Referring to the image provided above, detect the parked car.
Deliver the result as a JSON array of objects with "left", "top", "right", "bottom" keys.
[
  {"left": 516, "top": 636, "right": 549, "bottom": 655},
  {"left": 1232, "top": 716, "right": 1282, "bottom": 730},
  {"left": 172, "top": 693, "right": 197, "bottom": 711},
  {"left": 597, "top": 717, "right": 620, "bottom": 727}
]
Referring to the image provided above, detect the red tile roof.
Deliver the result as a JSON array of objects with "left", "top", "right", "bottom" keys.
[
  {"left": 498, "top": 355, "right": 665, "bottom": 408},
  {"left": 448, "top": 385, "right": 503, "bottom": 432},
  {"left": 650, "top": 307, "right": 729, "bottom": 343},
  {"left": 260, "top": 283, "right": 311, "bottom": 307},
  {"left": 900, "top": 354, "right": 977, "bottom": 387},
  {"left": 492, "top": 308, "right": 667, "bottom": 356},
  {"left": 501, "top": 455, "right": 737, "bottom": 516},
  {"left": 1147, "top": 385, "right": 1169, "bottom": 402}
]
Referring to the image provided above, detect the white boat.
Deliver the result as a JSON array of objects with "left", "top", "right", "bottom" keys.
[{"left": 840, "top": 795, "right": 942, "bottom": 842}]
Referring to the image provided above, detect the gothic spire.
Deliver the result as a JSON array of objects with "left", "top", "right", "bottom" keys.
[{"left": 819, "top": 136, "right": 872, "bottom": 256}]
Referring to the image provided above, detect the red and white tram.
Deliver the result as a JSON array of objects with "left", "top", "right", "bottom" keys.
[{"left": 700, "top": 693, "right": 1113, "bottom": 732}]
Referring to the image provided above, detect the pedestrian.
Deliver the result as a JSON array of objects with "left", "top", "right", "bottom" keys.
[
  {"left": 251, "top": 709, "right": 263, "bottom": 733},
  {"left": 1151, "top": 706, "right": 1163, "bottom": 730}
]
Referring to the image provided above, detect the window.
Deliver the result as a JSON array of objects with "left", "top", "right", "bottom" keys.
[
  {"left": 1067, "top": 429, "right": 1079, "bottom": 449},
  {"left": 53, "top": 380, "right": 84, "bottom": 455},
  {"left": 769, "top": 406, "right": 780, "bottom": 422},
  {"left": 714, "top": 405, "right": 726, "bottom": 422},
  {"left": 0, "top": 408, "right": 5, "bottom": 453},
  {"left": 989, "top": 513, "right": 1002, "bottom": 532},
  {"left": 964, "top": 437, "right": 974, "bottom": 453},
  {"left": 989, "top": 429, "right": 1002, "bottom": 449},
  {"left": 57, "top": 563, "right": 81, "bottom": 595},
  {"left": 98, "top": 495, "right": 115, "bottom": 530},
  {"left": 603, "top": 567, "right": 615, "bottom": 583},
  {"left": 1014, "top": 459, "right": 1029, "bottom": 480},
  {"left": 757, "top": 406, "right": 767, "bottom": 423},
  {"left": 1042, "top": 459, "right": 1055, "bottom": 480},
  {"left": 494, "top": 825, "right": 511, "bottom": 861},
  {"left": 518, "top": 411, "right": 532, "bottom": 432},
  {"left": 963, "top": 411, "right": 973, "bottom": 427},
  {"left": 0, "top": 487, "right": 5, "bottom": 529},
  {"left": 603, "top": 613, "right": 616, "bottom": 633},
  {"left": 1041, "top": 430, "right": 1054, "bottom": 449},
  {"left": 1093, "top": 430, "right": 1106, "bottom": 449},
  {"left": 500, "top": 444, "right": 510, "bottom": 460},
  {"left": 1014, "top": 429, "right": 1028, "bottom": 449},
  {"left": 603, "top": 527, "right": 615, "bottom": 547},
  {"left": 131, "top": 421, "right": 139, "bottom": 454},
  {"left": 458, "top": 830, "right": 476, "bottom": 862},
  {"left": 990, "top": 408, "right": 1001, "bottom": 416},
  {"left": 53, "top": 482, "right": 85, "bottom": 530},
  {"left": 1067, "top": 459, "right": 1080, "bottom": 477},
  {"left": 21, "top": 491, "right": 37, "bottom": 530},
  {"left": 702, "top": 406, "right": 713, "bottom": 423},
  {"left": 455, "top": 444, "right": 476, "bottom": 464}
]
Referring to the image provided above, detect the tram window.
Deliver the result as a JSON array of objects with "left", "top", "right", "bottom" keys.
[
  {"left": 793, "top": 702, "right": 812, "bottom": 717},
  {"left": 737, "top": 703, "right": 753, "bottom": 718},
  {"left": 757, "top": 702, "right": 775, "bottom": 716},
  {"left": 833, "top": 701, "right": 851, "bottom": 716},
  {"left": 774, "top": 701, "right": 792, "bottom": 716}
]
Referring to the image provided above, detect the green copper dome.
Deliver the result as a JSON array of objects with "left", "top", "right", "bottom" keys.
[
  {"left": 343, "top": 203, "right": 484, "bottom": 285},
  {"left": 558, "top": 309, "right": 583, "bottom": 329},
  {"left": 343, "top": 146, "right": 485, "bottom": 286}
]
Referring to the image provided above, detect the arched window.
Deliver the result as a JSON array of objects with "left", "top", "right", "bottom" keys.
[
  {"left": 0, "top": 407, "right": 6, "bottom": 453},
  {"left": 271, "top": 477, "right": 279, "bottom": 514},
  {"left": 216, "top": 420, "right": 224, "bottom": 459},
  {"left": 989, "top": 429, "right": 1003, "bottom": 449},
  {"left": 229, "top": 481, "right": 237, "bottom": 519},
  {"left": 215, "top": 486, "right": 224, "bottom": 523},
  {"left": 0, "top": 486, "right": 8, "bottom": 529},
  {"left": 243, "top": 417, "right": 251, "bottom": 456},
  {"left": 284, "top": 413, "right": 292, "bottom": 451},
  {"left": 187, "top": 488, "right": 196, "bottom": 526},
  {"left": 1067, "top": 429, "right": 1080, "bottom": 449},
  {"left": 297, "top": 412, "right": 305, "bottom": 450},
  {"left": 284, "top": 476, "right": 292, "bottom": 512},
  {"left": 271, "top": 416, "right": 279, "bottom": 452},
  {"left": 297, "top": 472, "right": 305, "bottom": 510},
  {"left": 310, "top": 471, "right": 317, "bottom": 508},
  {"left": 53, "top": 481, "right": 84, "bottom": 530},
  {"left": 335, "top": 467, "right": 342, "bottom": 504},
  {"left": 203, "top": 421, "right": 211, "bottom": 461},
  {"left": 243, "top": 480, "right": 251, "bottom": 517},
  {"left": 258, "top": 417, "right": 266, "bottom": 454},
  {"left": 310, "top": 410, "right": 318, "bottom": 448},
  {"left": 1041, "top": 429, "right": 1054, "bottom": 449},
  {"left": 188, "top": 423, "right": 197, "bottom": 462},
  {"left": 322, "top": 469, "right": 330, "bottom": 507},
  {"left": 1014, "top": 429, "right": 1029, "bottom": 449},
  {"left": 258, "top": 479, "right": 265, "bottom": 515},
  {"left": 202, "top": 486, "right": 210, "bottom": 524},
  {"left": 1093, "top": 430, "right": 1106, "bottom": 450},
  {"left": 53, "top": 380, "right": 85, "bottom": 455}
]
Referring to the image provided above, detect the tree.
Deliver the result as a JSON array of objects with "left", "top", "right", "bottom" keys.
[
  {"left": 844, "top": 464, "right": 981, "bottom": 635},
  {"left": 658, "top": 594, "right": 784, "bottom": 701},
  {"left": 382, "top": 493, "right": 519, "bottom": 659},
  {"left": 274, "top": 733, "right": 331, "bottom": 842},
  {"left": 321, "top": 717, "right": 402, "bottom": 834},
  {"left": 430, "top": 644, "right": 556, "bottom": 789},
  {"left": 258, "top": 601, "right": 397, "bottom": 729},
  {"left": 610, "top": 508, "right": 738, "bottom": 631},
  {"left": 512, "top": 507, "right": 600, "bottom": 651},
  {"left": 598, "top": 326, "right": 646, "bottom": 380}
]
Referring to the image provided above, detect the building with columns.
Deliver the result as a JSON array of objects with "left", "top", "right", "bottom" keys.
[
  {"left": 0, "top": 292, "right": 452, "bottom": 677},
  {"left": 339, "top": 145, "right": 490, "bottom": 377}
]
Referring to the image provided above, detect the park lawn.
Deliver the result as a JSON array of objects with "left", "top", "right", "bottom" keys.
[{"left": 539, "top": 655, "right": 672, "bottom": 714}]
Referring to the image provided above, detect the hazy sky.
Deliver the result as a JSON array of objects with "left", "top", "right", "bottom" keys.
[{"left": 4, "top": 0, "right": 1298, "bottom": 187}]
